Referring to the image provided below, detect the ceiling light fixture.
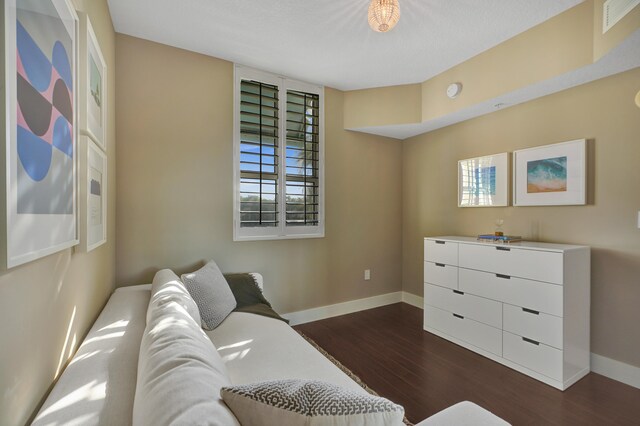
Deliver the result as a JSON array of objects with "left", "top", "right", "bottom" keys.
[{"left": 368, "top": 0, "right": 401, "bottom": 33}]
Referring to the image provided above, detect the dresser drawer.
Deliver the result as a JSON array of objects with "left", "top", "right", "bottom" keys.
[
  {"left": 503, "top": 331, "right": 563, "bottom": 381},
  {"left": 424, "top": 305, "right": 502, "bottom": 356},
  {"left": 424, "top": 239, "right": 458, "bottom": 266},
  {"left": 424, "top": 262, "right": 458, "bottom": 290},
  {"left": 459, "top": 268, "right": 563, "bottom": 317},
  {"left": 503, "top": 304, "right": 563, "bottom": 349},
  {"left": 424, "top": 283, "right": 502, "bottom": 328},
  {"left": 459, "top": 243, "right": 563, "bottom": 284}
]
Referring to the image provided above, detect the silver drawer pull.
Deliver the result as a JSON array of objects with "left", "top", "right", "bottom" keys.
[
  {"left": 453, "top": 290, "right": 464, "bottom": 295},
  {"left": 435, "top": 263, "right": 445, "bottom": 267},
  {"left": 496, "top": 246, "right": 511, "bottom": 251},
  {"left": 453, "top": 313, "right": 464, "bottom": 319},
  {"left": 435, "top": 240, "right": 446, "bottom": 245},
  {"left": 496, "top": 273, "right": 511, "bottom": 280},
  {"left": 522, "top": 337, "right": 540, "bottom": 346},
  {"left": 522, "top": 307, "right": 540, "bottom": 315}
]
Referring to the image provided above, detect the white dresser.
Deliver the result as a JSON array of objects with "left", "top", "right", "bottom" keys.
[{"left": 423, "top": 236, "right": 590, "bottom": 390}]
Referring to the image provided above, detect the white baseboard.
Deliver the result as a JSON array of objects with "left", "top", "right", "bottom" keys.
[
  {"left": 401, "top": 292, "right": 424, "bottom": 308},
  {"left": 284, "top": 291, "right": 425, "bottom": 325},
  {"left": 591, "top": 353, "right": 640, "bottom": 389},
  {"left": 284, "top": 291, "right": 640, "bottom": 390},
  {"left": 283, "top": 291, "right": 403, "bottom": 325}
]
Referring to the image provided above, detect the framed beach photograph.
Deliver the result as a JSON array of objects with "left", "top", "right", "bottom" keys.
[
  {"left": 513, "top": 139, "right": 586, "bottom": 206},
  {"left": 79, "top": 136, "right": 107, "bottom": 252},
  {"left": 3, "top": 0, "right": 79, "bottom": 268},
  {"left": 82, "top": 15, "right": 107, "bottom": 150},
  {"left": 458, "top": 152, "right": 509, "bottom": 207}
]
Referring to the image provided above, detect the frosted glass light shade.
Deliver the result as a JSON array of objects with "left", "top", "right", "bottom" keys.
[{"left": 368, "top": 0, "right": 401, "bottom": 33}]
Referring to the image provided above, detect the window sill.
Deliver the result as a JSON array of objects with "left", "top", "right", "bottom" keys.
[{"left": 233, "top": 231, "right": 325, "bottom": 242}]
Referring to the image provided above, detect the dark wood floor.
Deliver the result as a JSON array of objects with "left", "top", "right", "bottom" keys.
[{"left": 294, "top": 303, "right": 640, "bottom": 425}]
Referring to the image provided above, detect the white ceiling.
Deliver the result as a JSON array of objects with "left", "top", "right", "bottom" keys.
[{"left": 107, "top": 0, "right": 583, "bottom": 91}]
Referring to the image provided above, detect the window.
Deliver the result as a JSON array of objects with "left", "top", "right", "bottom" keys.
[{"left": 234, "top": 66, "right": 324, "bottom": 241}]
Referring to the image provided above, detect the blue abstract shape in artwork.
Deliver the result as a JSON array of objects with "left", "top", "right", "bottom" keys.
[
  {"left": 16, "top": 20, "right": 53, "bottom": 93},
  {"left": 17, "top": 126, "right": 53, "bottom": 182},
  {"left": 53, "top": 116, "right": 73, "bottom": 157},
  {"left": 52, "top": 41, "right": 72, "bottom": 90}
]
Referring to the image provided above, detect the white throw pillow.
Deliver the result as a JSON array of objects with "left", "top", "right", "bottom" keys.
[
  {"left": 147, "top": 269, "right": 200, "bottom": 325},
  {"left": 182, "top": 261, "right": 237, "bottom": 330},
  {"left": 220, "top": 379, "right": 405, "bottom": 426},
  {"left": 133, "top": 282, "right": 239, "bottom": 426}
]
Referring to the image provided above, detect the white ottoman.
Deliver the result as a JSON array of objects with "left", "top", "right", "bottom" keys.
[{"left": 415, "top": 401, "right": 510, "bottom": 426}]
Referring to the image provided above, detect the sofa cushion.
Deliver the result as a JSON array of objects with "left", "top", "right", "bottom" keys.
[
  {"left": 33, "top": 288, "right": 150, "bottom": 426},
  {"left": 206, "top": 313, "right": 367, "bottom": 392},
  {"left": 148, "top": 269, "right": 200, "bottom": 325},
  {"left": 221, "top": 379, "right": 405, "bottom": 426},
  {"left": 182, "top": 261, "right": 237, "bottom": 330},
  {"left": 133, "top": 281, "right": 239, "bottom": 426}
]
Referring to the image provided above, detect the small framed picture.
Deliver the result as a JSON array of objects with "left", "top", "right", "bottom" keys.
[
  {"left": 83, "top": 15, "right": 107, "bottom": 151},
  {"left": 513, "top": 139, "right": 586, "bottom": 206},
  {"left": 458, "top": 153, "right": 509, "bottom": 207},
  {"left": 79, "top": 136, "right": 107, "bottom": 251}
]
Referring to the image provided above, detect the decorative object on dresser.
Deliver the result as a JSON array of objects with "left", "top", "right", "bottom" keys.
[
  {"left": 513, "top": 139, "right": 586, "bottom": 206},
  {"left": 477, "top": 234, "right": 522, "bottom": 243},
  {"left": 423, "top": 236, "right": 590, "bottom": 390},
  {"left": 458, "top": 153, "right": 509, "bottom": 207},
  {"left": 494, "top": 218, "right": 504, "bottom": 236}
]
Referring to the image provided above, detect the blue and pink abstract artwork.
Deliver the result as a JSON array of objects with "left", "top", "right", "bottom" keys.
[{"left": 16, "top": 0, "right": 74, "bottom": 214}]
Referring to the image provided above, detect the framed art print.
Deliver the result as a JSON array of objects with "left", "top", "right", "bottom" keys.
[
  {"left": 79, "top": 136, "right": 107, "bottom": 251},
  {"left": 458, "top": 152, "right": 509, "bottom": 207},
  {"left": 513, "top": 139, "right": 586, "bottom": 206},
  {"left": 82, "top": 15, "right": 106, "bottom": 150},
  {"left": 3, "top": 0, "right": 79, "bottom": 268}
]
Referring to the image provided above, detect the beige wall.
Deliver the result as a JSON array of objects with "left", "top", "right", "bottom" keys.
[
  {"left": 0, "top": 1, "right": 117, "bottom": 425},
  {"left": 115, "top": 35, "right": 403, "bottom": 313},
  {"left": 344, "top": 83, "right": 422, "bottom": 129},
  {"left": 593, "top": 0, "right": 640, "bottom": 60},
  {"left": 420, "top": 0, "right": 594, "bottom": 122},
  {"left": 402, "top": 67, "right": 640, "bottom": 368}
]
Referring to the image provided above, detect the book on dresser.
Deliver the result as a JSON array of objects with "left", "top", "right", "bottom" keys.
[{"left": 423, "top": 236, "right": 590, "bottom": 390}]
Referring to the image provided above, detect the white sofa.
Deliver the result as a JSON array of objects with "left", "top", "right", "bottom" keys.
[{"left": 32, "top": 275, "right": 508, "bottom": 426}]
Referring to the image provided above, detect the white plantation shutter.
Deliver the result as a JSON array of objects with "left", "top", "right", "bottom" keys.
[
  {"left": 234, "top": 66, "right": 324, "bottom": 241},
  {"left": 239, "top": 80, "right": 280, "bottom": 228},
  {"left": 285, "top": 90, "right": 320, "bottom": 227}
]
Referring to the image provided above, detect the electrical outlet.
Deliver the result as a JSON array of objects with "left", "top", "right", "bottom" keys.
[{"left": 364, "top": 269, "right": 371, "bottom": 281}]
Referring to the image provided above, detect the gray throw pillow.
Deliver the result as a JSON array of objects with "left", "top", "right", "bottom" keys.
[
  {"left": 220, "top": 379, "right": 405, "bottom": 426},
  {"left": 181, "top": 261, "right": 237, "bottom": 330}
]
